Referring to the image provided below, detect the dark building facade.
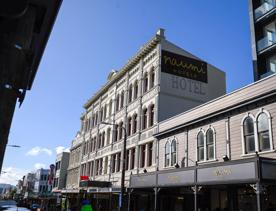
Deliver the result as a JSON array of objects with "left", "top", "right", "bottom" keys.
[{"left": 249, "top": 0, "right": 276, "bottom": 81}]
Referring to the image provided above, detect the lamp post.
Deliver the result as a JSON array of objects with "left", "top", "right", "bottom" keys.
[
  {"left": 101, "top": 121, "right": 127, "bottom": 211},
  {"left": 7, "top": 144, "right": 21, "bottom": 148}
]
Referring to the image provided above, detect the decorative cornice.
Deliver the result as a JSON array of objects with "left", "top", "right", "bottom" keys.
[{"left": 83, "top": 34, "right": 163, "bottom": 110}]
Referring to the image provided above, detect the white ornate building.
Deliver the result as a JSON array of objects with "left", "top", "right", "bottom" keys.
[{"left": 65, "top": 29, "right": 226, "bottom": 196}]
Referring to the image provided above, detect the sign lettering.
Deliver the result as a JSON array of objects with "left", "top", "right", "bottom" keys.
[{"left": 162, "top": 50, "right": 208, "bottom": 83}]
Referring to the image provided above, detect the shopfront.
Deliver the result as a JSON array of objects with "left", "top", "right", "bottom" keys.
[{"left": 129, "top": 157, "right": 276, "bottom": 211}]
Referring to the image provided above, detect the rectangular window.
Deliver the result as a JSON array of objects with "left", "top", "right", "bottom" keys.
[
  {"left": 148, "top": 143, "right": 153, "bottom": 166},
  {"left": 140, "top": 145, "right": 146, "bottom": 168},
  {"left": 130, "top": 148, "right": 135, "bottom": 170},
  {"left": 117, "top": 153, "right": 121, "bottom": 172}
]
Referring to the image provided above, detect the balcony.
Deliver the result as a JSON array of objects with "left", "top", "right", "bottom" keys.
[
  {"left": 260, "top": 70, "right": 276, "bottom": 79},
  {"left": 255, "top": 1, "right": 276, "bottom": 20},
  {"left": 257, "top": 32, "right": 276, "bottom": 52}
]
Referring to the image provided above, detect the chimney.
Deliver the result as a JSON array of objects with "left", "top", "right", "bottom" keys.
[{"left": 156, "top": 28, "right": 165, "bottom": 38}]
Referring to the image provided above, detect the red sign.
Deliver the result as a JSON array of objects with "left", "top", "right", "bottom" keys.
[{"left": 80, "top": 175, "right": 89, "bottom": 181}]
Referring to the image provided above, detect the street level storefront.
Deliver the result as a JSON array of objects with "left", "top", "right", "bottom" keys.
[{"left": 129, "top": 157, "right": 276, "bottom": 211}]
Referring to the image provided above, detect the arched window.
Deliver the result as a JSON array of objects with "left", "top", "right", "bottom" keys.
[
  {"left": 100, "top": 107, "right": 104, "bottom": 121},
  {"left": 118, "top": 121, "right": 123, "bottom": 140},
  {"left": 257, "top": 112, "right": 270, "bottom": 151},
  {"left": 150, "top": 69, "right": 155, "bottom": 89},
  {"left": 127, "top": 117, "right": 132, "bottom": 136},
  {"left": 128, "top": 84, "right": 133, "bottom": 103},
  {"left": 114, "top": 125, "right": 118, "bottom": 142},
  {"left": 116, "top": 94, "right": 120, "bottom": 112},
  {"left": 171, "top": 140, "right": 177, "bottom": 166},
  {"left": 95, "top": 112, "right": 98, "bottom": 126},
  {"left": 104, "top": 104, "right": 107, "bottom": 119},
  {"left": 102, "top": 131, "right": 105, "bottom": 148},
  {"left": 109, "top": 99, "right": 113, "bottom": 116},
  {"left": 197, "top": 131, "right": 204, "bottom": 161},
  {"left": 206, "top": 129, "right": 214, "bottom": 160},
  {"left": 132, "top": 113, "right": 137, "bottom": 134},
  {"left": 149, "top": 104, "right": 155, "bottom": 127},
  {"left": 142, "top": 108, "right": 148, "bottom": 130},
  {"left": 98, "top": 133, "right": 102, "bottom": 149},
  {"left": 165, "top": 141, "right": 170, "bottom": 167},
  {"left": 134, "top": 80, "right": 139, "bottom": 99},
  {"left": 243, "top": 116, "right": 255, "bottom": 154},
  {"left": 143, "top": 72, "right": 148, "bottom": 93},
  {"left": 120, "top": 91, "right": 124, "bottom": 109},
  {"left": 106, "top": 128, "right": 111, "bottom": 145}
]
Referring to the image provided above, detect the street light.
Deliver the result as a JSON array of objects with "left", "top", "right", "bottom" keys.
[
  {"left": 101, "top": 121, "right": 127, "bottom": 211},
  {"left": 7, "top": 144, "right": 21, "bottom": 148}
]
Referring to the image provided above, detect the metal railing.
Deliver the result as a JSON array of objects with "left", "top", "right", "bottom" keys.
[
  {"left": 255, "top": 1, "right": 276, "bottom": 20},
  {"left": 257, "top": 32, "right": 276, "bottom": 52}
]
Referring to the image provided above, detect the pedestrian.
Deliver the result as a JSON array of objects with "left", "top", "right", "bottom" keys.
[{"left": 80, "top": 199, "right": 93, "bottom": 211}]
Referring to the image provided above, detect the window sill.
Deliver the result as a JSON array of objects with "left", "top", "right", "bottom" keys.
[
  {"left": 241, "top": 149, "right": 275, "bottom": 157},
  {"left": 197, "top": 159, "right": 218, "bottom": 165}
]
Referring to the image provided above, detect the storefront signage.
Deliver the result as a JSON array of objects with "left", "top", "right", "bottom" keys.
[
  {"left": 158, "top": 170, "right": 194, "bottom": 187},
  {"left": 161, "top": 50, "right": 207, "bottom": 83},
  {"left": 130, "top": 174, "right": 156, "bottom": 188},
  {"left": 197, "top": 162, "right": 256, "bottom": 184},
  {"left": 261, "top": 161, "right": 276, "bottom": 180}
]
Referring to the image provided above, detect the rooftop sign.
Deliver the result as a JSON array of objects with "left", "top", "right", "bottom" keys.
[{"left": 161, "top": 50, "right": 208, "bottom": 83}]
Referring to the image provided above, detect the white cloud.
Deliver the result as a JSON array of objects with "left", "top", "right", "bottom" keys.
[
  {"left": 26, "top": 147, "right": 52, "bottom": 156},
  {"left": 0, "top": 167, "right": 28, "bottom": 185},
  {"left": 34, "top": 163, "right": 46, "bottom": 170},
  {"left": 55, "top": 146, "right": 70, "bottom": 154}
]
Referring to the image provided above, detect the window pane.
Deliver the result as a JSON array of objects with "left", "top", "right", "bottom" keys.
[
  {"left": 207, "top": 145, "right": 214, "bottom": 160},
  {"left": 171, "top": 153, "right": 176, "bottom": 166},
  {"left": 171, "top": 140, "right": 176, "bottom": 152},
  {"left": 244, "top": 117, "right": 254, "bottom": 135},
  {"left": 165, "top": 142, "right": 170, "bottom": 154},
  {"left": 206, "top": 129, "right": 214, "bottom": 144},
  {"left": 197, "top": 132, "right": 204, "bottom": 147},
  {"left": 258, "top": 113, "right": 269, "bottom": 132},
  {"left": 259, "top": 131, "right": 270, "bottom": 151},
  {"left": 198, "top": 147, "right": 204, "bottom": 161},
  {"left": 245, "top": 135, "right": 255, "bottom": 154},
  {"left": 165, "top": 154, "right": 170, "bottom": 167}
]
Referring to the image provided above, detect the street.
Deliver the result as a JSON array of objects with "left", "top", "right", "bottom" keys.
[{"left": 0, "top": 200, "right": 29, "bottom": 210}]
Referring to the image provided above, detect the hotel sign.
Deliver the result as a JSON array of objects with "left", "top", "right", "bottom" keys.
[
  {"left": 197, "top": 162, "right": 257, "bottom": 184},
  {"left": 161, "top": 50, "right": 208, "bottom": 83}
]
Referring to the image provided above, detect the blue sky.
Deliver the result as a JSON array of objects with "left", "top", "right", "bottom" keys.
[{"left": 1, "top": 0, "right": 253, "bottom": 184}]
